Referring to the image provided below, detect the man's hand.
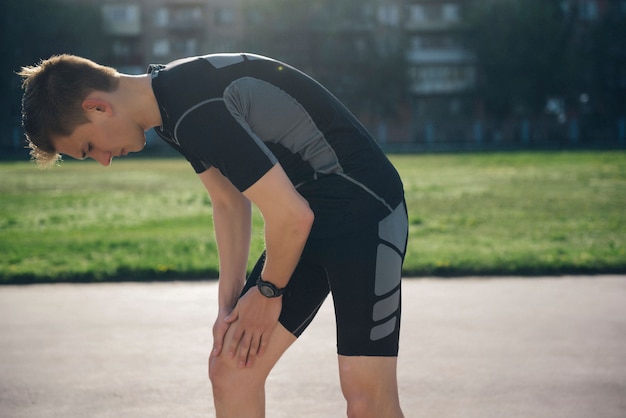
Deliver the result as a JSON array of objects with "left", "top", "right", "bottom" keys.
[
  {"left": 223, "top": 287, "right": 282, "bottom": 368},
  {"left": 210, "top": 308, "right": 232, "bottom": 363}
]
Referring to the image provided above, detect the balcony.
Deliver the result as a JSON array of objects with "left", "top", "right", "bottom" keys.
[
  {"left": 154, "top": 6, "right": 206, "bottom": 32},
  {"left": 406, "top": 48, "right": 474, "bottom": 65},
  {"left": 405, "top": 3, "right": 462, "bottom": 31},
  {"left": 409, "top": 64, "right": 476, "bottom": 95}
]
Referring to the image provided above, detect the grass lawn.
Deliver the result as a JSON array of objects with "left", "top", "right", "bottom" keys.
[{"left": 1, "top": 151, "right": 625, "bottom": 283}]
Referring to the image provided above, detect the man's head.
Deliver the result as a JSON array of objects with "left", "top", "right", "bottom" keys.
[{"left": 19, "top": 55, "right": 120, "bottom": 167}]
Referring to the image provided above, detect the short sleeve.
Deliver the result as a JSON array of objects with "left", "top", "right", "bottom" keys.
[{"left": 176, "top": 100, "right": 277, "bottom": 191}]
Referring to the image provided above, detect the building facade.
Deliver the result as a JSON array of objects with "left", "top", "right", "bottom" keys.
[
  {"left": 68, "top": 0, "right": 624, "bottom": 147},
  {"left": 397, "top": 0, "right": 477, "bottom": 144},
  {"left": 97, "top": 0, "right": 245, "bottom": 74}
]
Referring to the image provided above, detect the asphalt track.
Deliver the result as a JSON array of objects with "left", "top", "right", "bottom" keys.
[{"left": 1, "top": 276, "right": 625, "bottom": 418}]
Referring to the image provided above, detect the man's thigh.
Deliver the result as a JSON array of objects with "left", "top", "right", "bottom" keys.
[{"left": 305, "top": 201, "right": 407, "bottom": 357}]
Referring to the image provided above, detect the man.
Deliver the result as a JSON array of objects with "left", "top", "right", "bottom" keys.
[{"left": 20, "top": 53, "right": 407, "bottom": 417}]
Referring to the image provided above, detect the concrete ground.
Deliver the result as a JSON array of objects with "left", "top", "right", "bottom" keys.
[{"left": 1, "top": 276, "right": 625, "bottom": 418}]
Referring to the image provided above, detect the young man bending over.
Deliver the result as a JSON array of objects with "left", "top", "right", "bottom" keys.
[{"left": 20, "top": 53, "right": 407, "bottom": 417}]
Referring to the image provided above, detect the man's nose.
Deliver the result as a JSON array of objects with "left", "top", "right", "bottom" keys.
[{"left": 90, "top": 149, "right": 112, "bottom": 166}]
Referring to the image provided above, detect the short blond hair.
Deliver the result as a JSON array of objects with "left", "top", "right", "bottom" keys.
[{"left": 19, "top": 55, "right": 120, "bottom": 167}]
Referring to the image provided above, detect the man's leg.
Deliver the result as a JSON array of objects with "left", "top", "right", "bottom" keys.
[
  {"left": 209, "top": 323, "right": 297, "bottom": 418},
  {"left": 321, "top": 202, "right": 406, "bottom": 418},
  {"left": 338, "top": 355, "right": 404, "bottom": 418},
  {"left": 209, "top": 254, "right": 330, "bottom": 417}
]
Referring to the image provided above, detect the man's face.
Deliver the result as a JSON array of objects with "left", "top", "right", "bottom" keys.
[{"left": 53, "top": 112, "right": 146, "bottom": 166}]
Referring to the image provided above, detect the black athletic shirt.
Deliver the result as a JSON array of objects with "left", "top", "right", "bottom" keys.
[{"left": 149, "top": 53, "right": 404, "bottom": 237}]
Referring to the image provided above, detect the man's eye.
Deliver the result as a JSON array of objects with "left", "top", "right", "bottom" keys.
[{"left": 81, "top": 144, "right": 92, "bottom": 159}]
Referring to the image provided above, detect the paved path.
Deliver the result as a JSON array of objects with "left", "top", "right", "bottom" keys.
[{"left": 1, "top": 276, "right": 625, "bottom": 418}]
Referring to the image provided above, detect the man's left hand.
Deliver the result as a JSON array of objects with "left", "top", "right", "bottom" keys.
[{"left": 223, "top": 287, "right": 282, "bottom": 368}]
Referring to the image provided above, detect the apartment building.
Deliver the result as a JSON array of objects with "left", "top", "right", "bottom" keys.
[
  {"left": 403, "top": 1, "right": 475, "bottom": 96},
  {"left": 373, "top": 0, "right": 475, "bottom": 143},
  {"left": 97, "top": 0, "right": 245, "bottom": 74},
  {"left": 73, "top": 0, "right": 621, "bottom": 145},
  {"left": 94, "top": 1, "right": 474, "bottom": 88}
]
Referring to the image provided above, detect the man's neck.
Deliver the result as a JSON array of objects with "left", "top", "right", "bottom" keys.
[{"left": 117, "top": 74, "right": 163, "bottom": 131}]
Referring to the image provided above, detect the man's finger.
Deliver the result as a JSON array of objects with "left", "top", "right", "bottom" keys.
[
  {"left": 257, "top": 334, "right": 269, "bottom": 357},
  {"left": 237, "top": 337, "right": 252, "bottom": 368},
  {"left": 211, "top": 340, "right": 222, "bottom": 358},
  {"left": 211, "top": 317, "right": 231, "bottom": 358},
  {"left": 224, "top": 308, "right": 239, "bottom": 324},
  {"left": 227, "top": 326, "right": 244, "bottom": 358},
  {"left": 245, "top": 335, "right": 261, "bottom": 368}
]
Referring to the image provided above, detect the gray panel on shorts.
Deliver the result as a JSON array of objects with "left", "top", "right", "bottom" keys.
[
  {"left": 370, "top": 203, "right": 406, "bottom": 342},
  {"left": 370, "top": 316, "right": 398, "bottom": 341},
  {"left": 378, "top": 201, "right": 408, "bottom": 253},
  {"left": 374, "top": 244, "right": 402, "bottom": 296},
  {"left": 372, "top": 289, "right": 401, "bottom": 321}
]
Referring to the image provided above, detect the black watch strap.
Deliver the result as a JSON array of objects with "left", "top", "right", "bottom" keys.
[{"left": 256, "top": 276, "right": 286, "bottom": 298}]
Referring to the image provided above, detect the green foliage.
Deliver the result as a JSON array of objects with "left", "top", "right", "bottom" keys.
[
  {"left": 586, "top": 9, "right": 626, "bottom": 118},
  {"left": 0, "top": 0, "right": 107, "bottom": 149},
  {"left": 1, "top": 152, "right": 625, "bottom": 283}
]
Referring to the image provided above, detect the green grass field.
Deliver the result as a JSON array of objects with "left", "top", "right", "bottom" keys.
[{"left": 1, "top": 151, "right": 625, "bottom": 283}]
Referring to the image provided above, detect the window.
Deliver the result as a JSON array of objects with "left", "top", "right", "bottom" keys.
[
  {"left": 154, "top": 8, "right": 169, "bottom": 27},
  {"left": 408, "top": 5, "right": 425, "bottom": 24},
  {"left": 179, "top": 39, "right": 198, "bottom": 56},
  {"left": 102, "top": 4, "right": 141, "bottom": 35},
  {"left": 442, "top": 4, "right": 460, "bottom": 22},
  {"left": 112, "top": 40, "right": 132, "bottom": 57},
  {"left": 215, "top": 6, "right": 235, "bottom": 25},
  {"left": 422, "top": 4, "right": 441, "bottom": 21},
  {"left": 171, "top": 6, "right": 204, "bottom": 27},
  {"left": 153, "top": 40, "right": 170, "bottom": 57},
  {"left": 377, "top": 4, "right": 400, "bottom": 26},
  {"left": 407, "top": 3, "right": 450, "bottom": 25}
]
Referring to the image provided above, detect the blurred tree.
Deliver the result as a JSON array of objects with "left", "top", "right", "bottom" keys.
[
  {"left": 0, "top": 0, "right": 106, "bottom": 154},
  {"left": 585, "top": 3, "right": 626, "bottom": 121},
  {"left": 466, "top": 0, "right": 578, "bottom": 120},
  {"left": 242, "top": 0, "right": 408, "bottom": 118}
]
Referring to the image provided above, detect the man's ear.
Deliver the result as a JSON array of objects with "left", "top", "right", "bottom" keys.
[{"left": 82, "top": 98, "right": 114, "bottom": 116}]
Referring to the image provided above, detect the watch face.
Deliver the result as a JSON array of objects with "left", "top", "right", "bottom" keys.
[{"left": 259, "top": 284, "right": 275, "bottom": 298}]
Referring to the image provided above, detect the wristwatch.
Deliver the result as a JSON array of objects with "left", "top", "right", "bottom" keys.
[{"left": 256, "top": 276, "right": 286, "bottom": 298}]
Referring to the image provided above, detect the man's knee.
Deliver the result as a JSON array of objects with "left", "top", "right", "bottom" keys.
[
  {"left": 343, "top": 390, "right": 403, "bottom": 418},
  {"left": 339, "top": 356, "right": 403, "bottom": 418},
  {"left": 209, "top": 355, "right": 240, "bottom": 393},
  {"left": 208, "top": 355, "right": 227, "bottom": 390},
  {"left": 209, "top": 354, "right": 264, "bottom": 394},
  {"left": 340, "top": 368, "right": 377, "bottom": 417},
  {"left": 344, "top": 395, "right": 378, "bottom": 418}
]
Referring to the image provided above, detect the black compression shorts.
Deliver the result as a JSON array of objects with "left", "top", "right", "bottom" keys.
[{"left": 241, "top": 201, "right": 408, "bottom": 357}]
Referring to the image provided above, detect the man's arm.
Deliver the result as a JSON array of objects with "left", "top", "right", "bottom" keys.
[
  {"left": 198, "top": 167, "right": 252, "bottom": 357},
  {"left": 224, "top": 163, "right": 314, "bottom": 367},
  {"left": 242, "top": 164, "right": 314, "bottom": 290}
]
